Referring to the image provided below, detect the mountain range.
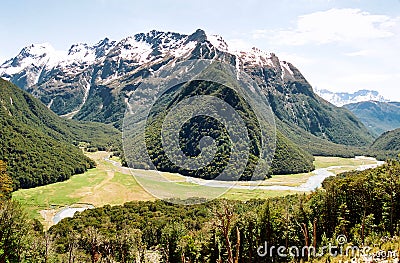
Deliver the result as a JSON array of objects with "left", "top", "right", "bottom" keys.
[
  {"left": 314, "top": 89, "right": 400, "bottom": 136},
  {"left": 0, "top": 29, "right": 375, "bottom": 172},
  {"left": 344, "top": 101, "right": 400, "bottom": 136},
  {"left": 315, "top": 88, "right": 388, "bottom": 107}
]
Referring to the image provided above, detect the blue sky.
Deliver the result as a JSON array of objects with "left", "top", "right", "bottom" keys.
[{"left": 1, "top": 0, "right": 399, "bottom": 99}]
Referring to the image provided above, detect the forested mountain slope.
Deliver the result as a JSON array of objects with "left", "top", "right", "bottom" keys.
[
  {"left": 370, "top": 127, "right": 400, "bottom": 160},
  {"left": 0, "top": 78, "right": 120, "bottom": 189}
]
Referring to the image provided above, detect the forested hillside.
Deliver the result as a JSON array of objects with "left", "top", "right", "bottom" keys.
[
  {"left": 0, "top": 78, "right": 121, "bottom": 189},
  {"left": 124, "top": 77, "right": 315, "bottom": 179},
  {"left": 276, "top": 118, "right": 365, "bottom": 157},
  {"left": 370, "top": 127, "right": 400, "bottom": 160}
]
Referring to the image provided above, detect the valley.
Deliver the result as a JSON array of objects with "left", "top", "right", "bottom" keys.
[
  {"left": 0, "top": 23, "right": 399, "bottom": 262},
  {"left": 13, "top": 151, "right": 382, "bottom": 229}
]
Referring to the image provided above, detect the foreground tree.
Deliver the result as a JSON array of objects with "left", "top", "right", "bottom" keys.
[
  {"left": 0, "top": 200, "right": 31, "bottom": 262},
  {"left": 81, "top": 226, "right": 104, "bottom": 263},
  {"left": 0, "top": 161, "right": 13, "bottom": 200},
  {"left": 115, "top": 224, "right": 144, "bottom": 263},
  {"left": 161, "top": 222, "right": 187, "bottom": 263},
  {"left": 214, "top": 201, "right": 240, "bottom": 263}
]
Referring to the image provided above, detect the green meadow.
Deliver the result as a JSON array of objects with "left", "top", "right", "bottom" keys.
[{"left": 13, "top": 152, "right": 379, "bottom": 227}]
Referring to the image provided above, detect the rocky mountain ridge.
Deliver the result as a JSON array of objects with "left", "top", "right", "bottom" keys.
[
  {"left": 0, "top": 29, "right": 301, "bottom": 116},
  {"left": 0, "top": 29, "right": 374, "bottom": 150}
]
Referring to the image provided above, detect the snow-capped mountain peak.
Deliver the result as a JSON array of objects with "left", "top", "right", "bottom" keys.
[
  {"left": 21, "top": 43, "right": 55, "bottom": 57},
  {"left": 0, "top": 29, "right": 295, "bottom": 86},
  {"left": 0, "top": 29, "right": 303, "bottom": 117},
  {"left": 0, "top": 42, "right": 67, "bottom": 78},
  {"left": 206, "top": 33, "right": 229, "bottom": 52},
  {"left": 315, "top": 88, "right": 389, "bottom": 107},
  {"left": 66, "top": 43, "right": 96, "bottom": 62},
  {"left": 12, "top": 43, "right": 55, "bottom": 65}
]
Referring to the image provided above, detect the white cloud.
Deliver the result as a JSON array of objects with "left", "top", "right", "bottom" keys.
[
  {"left": 338, "top": 73, "right": 400, "bottom": 84},
  {"left": 226, "top": 38, "right": 254, "bottom": 52},
  {"left": 277, "top": 52, "right": 316, "bottom": 66},
  {"left": 248, "top": 8, "right": 400, "bottom": 101},
  {"left": 252, "top": 29, "right": 270, "bottom": 40},
  {"left": 260, "top": 8, "right": 398, "bottom": 46},
  {"left": 344, "top": 49, "right": 373, "bottom": 57}
]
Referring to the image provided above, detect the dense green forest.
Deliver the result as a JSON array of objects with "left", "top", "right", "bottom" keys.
[
  {"left": 0, "top": 78, "right": 121, "bottom": 189},
  {"left": 124, "top": 78, "right": 314, "bottom": 179},
  {"left": 276, "top": 118, "right": 366, "bottom": 158},
  {"left": 369, "top": 128, "right": 400, "bottom": 160},
  {"left": 2, "top": 159, "right": 399, "bottom": 262}
]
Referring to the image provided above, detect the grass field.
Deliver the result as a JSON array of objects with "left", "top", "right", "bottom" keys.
[
  {"left": 313, "top": 156, "right": 376, "bottom": 169},
  {"left": 12, "top": 152, "right": 380, "bottom": 227},
  {"left": 223, "top": 188, "right": 302, "bottom": 200},
  {"left": 13, "top": 152, "right": 154, "bottom": 226}
]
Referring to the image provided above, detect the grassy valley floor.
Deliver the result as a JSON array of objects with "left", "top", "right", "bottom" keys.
[{"left": 13, "top": 152, "right": 380, "bottom": 228}]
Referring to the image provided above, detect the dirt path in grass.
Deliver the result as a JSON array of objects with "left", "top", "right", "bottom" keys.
[{"left": 93, "top": 170, "right": 114, "bottom": 191}]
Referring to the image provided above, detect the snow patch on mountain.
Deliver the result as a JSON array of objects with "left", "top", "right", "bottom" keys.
[
  {"left": 236, "top": 47, "right": 274, "bottom": 68},
  {"left": 206, "top": 33, "right": 229, "bottom": 52},
  {"left": 118, "top": 37, "right": 153, "bottom": 63},
  {"left": 66, "top": 43, "right": 96, "bottom": 63}
]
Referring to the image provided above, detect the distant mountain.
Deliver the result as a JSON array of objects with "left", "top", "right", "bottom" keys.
[
  {"left": 0, "top": 78, "right": 120, "bottom": 189},
  {"left": 344, "top": 101, "right": 400, "bottom": 136},
  {"left": 315, "top": 88, "right": 388, "bottom": 107},
  {"left": 0, "top": 29, "right": 374, "bottom": 159}
]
